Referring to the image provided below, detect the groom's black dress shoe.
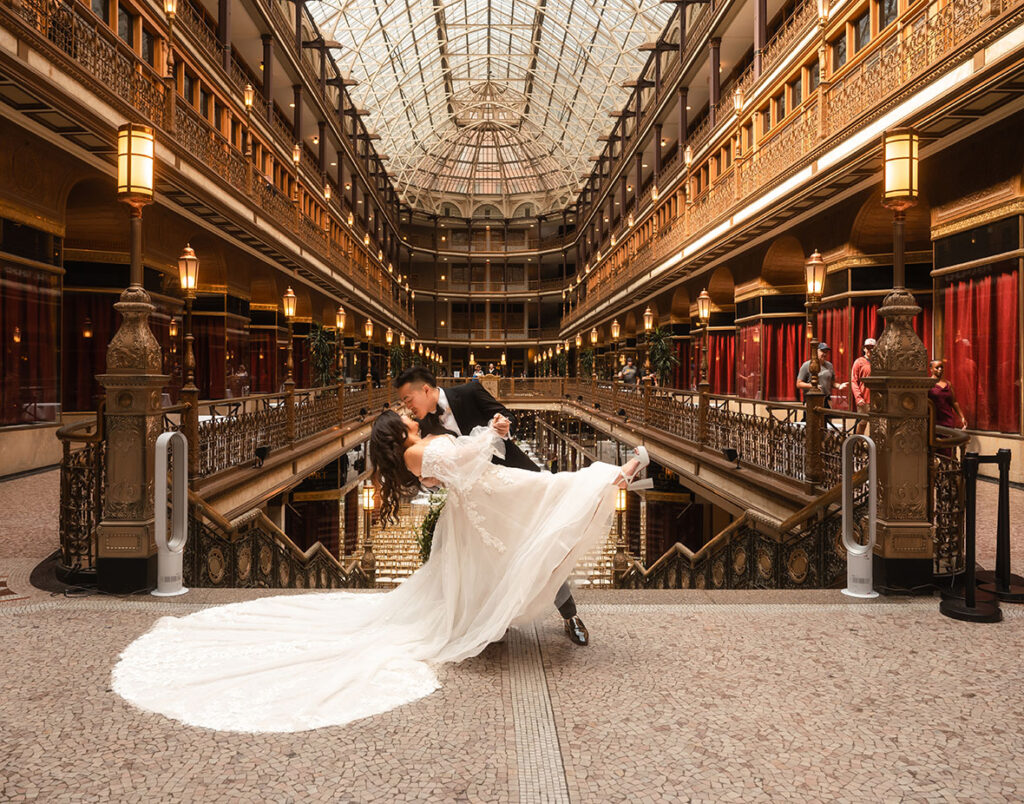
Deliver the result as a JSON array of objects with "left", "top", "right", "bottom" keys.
[{"left": 564, "top": 615, "right": 589, "bottom": 646}]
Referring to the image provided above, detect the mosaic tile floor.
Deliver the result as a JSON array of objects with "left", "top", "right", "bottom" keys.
[{"left": 2, "top": 469, "right": 1023, "bottom": 802}]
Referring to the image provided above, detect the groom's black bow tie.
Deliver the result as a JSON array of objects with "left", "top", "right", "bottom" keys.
[{"left": 433, "top": 401, "right": 446, "bottom": 417}]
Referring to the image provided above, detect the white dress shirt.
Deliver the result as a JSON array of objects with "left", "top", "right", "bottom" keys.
[{"left": 436, "top": 388, "right": 462, "bottom": 435}]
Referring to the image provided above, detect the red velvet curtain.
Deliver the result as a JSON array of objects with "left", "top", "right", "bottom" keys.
[
  {"left": 248, "top": 329, "right": 277, "bottom": 393},
  {"left": 194, "top": 316, "right": 226, "bottom": 400},
  {"left": 944, "top": 267, "right": 1019, "bottom": 433},
  {"left": 672, "top": 338, "right": 691, "bottom": 390},
  {"left": 708, "top": 331, "right": 735, "bottom": 394},
  {"left": 735, "top": 325, "right": 762, "bottom": 398},
  {"left": 1, "top": 264, "right": 60, "bottom": 425},
  {"left": 763, "top": 318, "right": 804, "bottom": 401}
]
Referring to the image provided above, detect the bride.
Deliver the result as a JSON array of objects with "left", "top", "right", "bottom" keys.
[{"left": 112, "top": 411, "right": 649, "bottom": 733}]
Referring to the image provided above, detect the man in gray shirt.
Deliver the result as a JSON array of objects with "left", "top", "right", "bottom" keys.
[{"left": 796, "top": 342, "right": 848, "bottom": 407}]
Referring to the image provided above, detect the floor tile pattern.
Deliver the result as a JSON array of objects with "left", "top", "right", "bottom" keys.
[{"left": 508, "top": 624, "right": 570, "bottom": 804}]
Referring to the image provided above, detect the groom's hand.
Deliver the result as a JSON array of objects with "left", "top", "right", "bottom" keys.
[{"left": 491, "top": 413, "right": 511, "bottom": 438}]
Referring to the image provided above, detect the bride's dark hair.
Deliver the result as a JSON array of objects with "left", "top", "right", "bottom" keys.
[{"left": 369, "top": 410, "right": 422, "bottom": 526}]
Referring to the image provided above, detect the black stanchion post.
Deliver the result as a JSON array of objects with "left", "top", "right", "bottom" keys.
[
  {"left": 940, "top": 452, "right": 1002, "bottom": 623},
  {"left": 979, "top": 448, "right": 1024, "bottom": 602}
]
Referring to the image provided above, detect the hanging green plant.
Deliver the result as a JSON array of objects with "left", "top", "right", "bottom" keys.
[
  {"left": 646, "top": 326, "right": 680, "bottom": 385},
  {"left": 417, "top": 489, "right": 448, "bottom": 563},
  {"left": 579, "top": 348, "right": 595, "bottom": 377},
  {"left": 309, "top": 322, "right": 337, "bottom": 387}
]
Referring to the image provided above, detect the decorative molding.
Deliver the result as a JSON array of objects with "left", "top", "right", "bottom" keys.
[{"left": 931, "top": 197, "right": 1024, "bottom": 240}]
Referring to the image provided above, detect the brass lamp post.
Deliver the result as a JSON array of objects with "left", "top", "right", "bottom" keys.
[
  {"left": 590, "top": 326, "right": 598, "bottom": 380},
  {"left": 177, "top": 244, "right": 199, "bottom": 395},
  {"left": 364, "top": 317, "right": 373, "bottom": 384},
  {"left": 804, "top": 250, "right": 826, "bottom": 391},
  {"left": 163, "top": 0, "right": 178, "bottom": 131},
  {"left": 611, "top": 318, "right": 621, "bottom": 378},
  {"left": 360, "top": 480, "right": 376, "bottom": 580},
  {"left": 282, "top": 286, "right": 297, "bottom": 387},
  {"left": 385, "top": 327, "right": 393, "bottom": 379},
  {"left": 696, "top": 289, "right": 711, "bottom": 390},
  {"left": 117, "top": 123, "right": 155, "bottom": 291},
  {"left": 613, "top": 485, "right": 629, "bottom": 581},
  {"left": 575, "top": 332, "right": 582, "bottom": 378},
  {"left": 882, "top": 129, "right": 919, "bottom": 291},
  {"left": 643, "top": 305, "right": 654, "bottom": 382},
  {"left": 335, "top": 304, "right": 346, "bottom": 380}
]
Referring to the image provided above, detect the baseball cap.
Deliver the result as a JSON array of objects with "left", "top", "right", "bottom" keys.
[
  {"left": 864, "top": 338, "right": 877, "bottom": 347},
  {"left": 817, "top": 342, "right": 831, "bottom": 351}
]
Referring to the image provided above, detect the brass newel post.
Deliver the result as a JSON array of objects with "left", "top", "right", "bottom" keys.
[
  {"left": 869, "top": 128, "right": 933, "bottom": 592},
  {"left": 283, "top": 287, "right": 296, "bottom": 442},
  {"left": 696, "top": 288, "right": 711, "bottom": 446},
  {"left": 803, "top": 250, "right": 826, "bottom": 487}
]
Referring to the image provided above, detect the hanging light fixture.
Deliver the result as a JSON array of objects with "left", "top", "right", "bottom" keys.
[
  {"left": 697, "top": 288, "right": 711, "bottom": 326},
  {"left": 282, "top": 286, "right": 297, "bottom": 319},
  {"left": 116, "top": 123, "right": 155, "bottom": 204},
  {"left": 177, "top": 243, "right": 199, "bottom": 296},
  {"left": 361, "top": 480, "right": 375, "bottom": 511},
  {"left": 882, "top": 128, "right": 920, "bottom": 211},
  {"left": 805, "top": 250, "right": 826, "bottom": 300}
]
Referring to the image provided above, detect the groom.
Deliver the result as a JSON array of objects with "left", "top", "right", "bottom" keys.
[{"left": 395, "top": 366, "right": 590, "bottom": 647}]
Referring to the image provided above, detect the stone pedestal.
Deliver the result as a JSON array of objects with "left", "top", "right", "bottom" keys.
[
  {"left": 96, "top": 286, "right": 169, "bottom": 593},
  {"left": 865, "top": 288, "right": 934, "bottom": 594}
]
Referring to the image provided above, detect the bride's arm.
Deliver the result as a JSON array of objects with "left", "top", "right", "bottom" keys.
[{"left": 404, "top": 440, "right": 443, "bottom": 488}]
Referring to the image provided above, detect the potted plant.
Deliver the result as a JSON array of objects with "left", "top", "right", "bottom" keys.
[{"left": 645, "top": 327, "right": 679, "bottom": 385}]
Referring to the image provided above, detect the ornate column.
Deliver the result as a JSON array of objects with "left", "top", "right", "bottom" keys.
[
  {"left": 96, "top": 287, "right": 168, "bottom": 592},
  {"left": 863, "top": 291, "right": 932, "bottom": 592}
]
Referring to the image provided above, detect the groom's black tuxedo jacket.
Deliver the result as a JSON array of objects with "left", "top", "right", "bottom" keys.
[{"left": 419, "top": 381, "right": 541, "bottom": 473}]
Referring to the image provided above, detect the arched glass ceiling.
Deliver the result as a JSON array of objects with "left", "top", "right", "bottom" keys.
[{"left": 308, "top": 0, "right": 674, "bottom": 216}]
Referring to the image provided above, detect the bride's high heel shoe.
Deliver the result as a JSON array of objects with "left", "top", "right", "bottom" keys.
[{"left": 618, "top": 445, "right": 654, "bottom": 490}]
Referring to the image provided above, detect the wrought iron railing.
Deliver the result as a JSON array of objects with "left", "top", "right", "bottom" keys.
[
  {"left": 185, "top": 491, "right": 371, "bottom": 589},
  {"left": 617, "top": 473, "right": 860, "bottom": 590},
  {"left": 931, "top": 424, "right": 969, "bottom": 578},
  {"left": 56, "top": 406, "right": 105, "bottom": 580}
]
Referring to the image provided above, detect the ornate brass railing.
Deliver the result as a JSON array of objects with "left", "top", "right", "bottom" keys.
[
  {"left": 930, "top": 423, "right": 969, "bottom": 578},
  {"left": 4, "top": 0, "right": 412, "bottom": 331},
  {"left": 56, "top": 406, "right": 105, "bottom": 580},
  {"left": 165, "top": 381, "right": 398, "bottom": 478},
  {"left": 567, "top": 0, "right": 1024, "bottom": 326},
  {"left": 617, "top": 470, "right": 861, "bottom": 589},
  {"left": 186, "top": 491, "right": 371, "bottom": 589}
]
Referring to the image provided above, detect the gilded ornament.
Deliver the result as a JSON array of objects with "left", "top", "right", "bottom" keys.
[
  {"left": 757, "top": 548, "right": 773, "bottom": 579},
  {"left": 237, "top": 545, "right": 251, "bottom": 580},
  {"left": 733, "top": 547, "right": 747, "bottom": 577},
  {"left": 712, "top": 559, "right": 725, "bottom": 588},
  {"left": 207, "top": 547, "right": 225, "bottom": 584},
  {"left": 259, "top": 544, "right": 273, "bottom": 575},
  {"left": 787, "top": 549, "right": 809, "bottom": 584}
]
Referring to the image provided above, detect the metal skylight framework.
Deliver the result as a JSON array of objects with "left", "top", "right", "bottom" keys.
[{"left": 308, "top": 0, "right": 673, "bottom": 216}]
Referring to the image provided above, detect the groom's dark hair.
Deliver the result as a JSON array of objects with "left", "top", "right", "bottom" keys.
[{"left": 394, "top": 366, "right": 436, "bottom": 389}]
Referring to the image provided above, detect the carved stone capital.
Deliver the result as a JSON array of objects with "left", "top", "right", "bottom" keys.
[{"left": 106, "top": 285, "right": 163, "bottom": 375}]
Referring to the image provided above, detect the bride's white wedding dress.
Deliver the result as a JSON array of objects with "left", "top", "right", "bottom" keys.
[{"left": 112, "top": 425, "right": 623, "bottom": 732}]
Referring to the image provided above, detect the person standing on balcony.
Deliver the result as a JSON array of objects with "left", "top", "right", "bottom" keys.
[
  {"left": 929, "top": 359, "right": 968, "bottom": 430},
  {"left": 394, "top": 366, "right": 591, "bottom": 647},
  {"left": 851, "top": 338, "right": 876, "bottom": 433},
  {"left": 618, "top": 357, "right": 638, "bottom": 386},
  {"left": 796, "top": 343, "right": 848, "bottom": 409}
]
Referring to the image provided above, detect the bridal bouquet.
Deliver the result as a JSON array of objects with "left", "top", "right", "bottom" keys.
[{"left": 417, "top": 489, "right": 448, "bottom": 563}]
